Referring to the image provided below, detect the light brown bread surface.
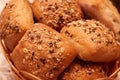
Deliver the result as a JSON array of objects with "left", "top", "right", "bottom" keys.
[
  {"left": 77, "top": 0, "right": 120, "bottom": 41},
  {"left": 61, "top": 20, "right": 120, "bottom": 62},
  {"left": 58, "top": 58, "right": 106, "bottom": 80},
  {"left": 0, "top": 0, "right": 34, "bottom": 52},
  {"left": 32, "top": 0, "right": 83, "bottom": 31},
  {"left": 10, "top": 23, "right": 78, "bottom": 80}
]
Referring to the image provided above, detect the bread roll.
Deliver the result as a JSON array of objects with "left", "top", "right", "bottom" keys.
[
  {"left": 61, "top": 20, "right": 120, "bottom": 62},
  {"left": 58, "top": 58, "right": 107, "bottom": 80},
  {"left": 10, "top": 23, "right": 78, "bottom": 80},
  {"left": 0, "top": 0, "right": 34, "bottom": 52},
  {"left": 77, "top": 0, "right": 120, "bottom": 41},
  {"left": 32, "top": 0, "right": 83, "bottom": 31}
]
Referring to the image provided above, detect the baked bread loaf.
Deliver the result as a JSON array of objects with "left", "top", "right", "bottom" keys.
[
  {"left": 10, "top": 23, "right": 78, "bottom": 80},
  {"left": 58, "top": 58, "right": 107, "bottom": 80},
  {"left": 77, "top": 0, "right": 120, "bottom": 41},
  {"left": 61, "top": 20, "right": 120, "bottom": 62},
  {"left": 0, "top": 0, "right": 34, "bottom": 52},
  {"left": 32, "top": 0, "right": 83, "bottom": 31}
]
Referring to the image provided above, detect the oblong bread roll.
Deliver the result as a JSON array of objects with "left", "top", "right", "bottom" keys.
[
  {"left": 0, "top": 0, "right": 34, "bottom": 52},
  {"left": 58, "top": 58, "right": 107, "bottom": 80},
  {"left": 32, "top": 0, "right": 83, "bottom": 31},
  {"left": 61, "top": 20, "right": 120, "bottom": 62},
  {"left": 10, "top": 23, "right": 78, "bottom": 80}
]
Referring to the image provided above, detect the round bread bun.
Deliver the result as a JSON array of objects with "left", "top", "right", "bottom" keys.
[
  {"left": 31, "top": 0, "right": 83, "bottom": 31},
  {"left": 10, "top": 23, "right": 78, "bottom": 80},
  {"left": 58, "top": 58, "right": 107, "bottom": 80},
  {"left": 61, "top": 20, "right": 120, "bottom": 62},
  {"left": 0, "top": 0, "right": 34, "bottom": 52}
]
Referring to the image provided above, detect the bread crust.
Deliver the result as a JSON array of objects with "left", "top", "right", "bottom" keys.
[
  {"left": 61, "top": 20, "right": 120, "bottom": 62},
  {"left": 58, "top": 58, "right": 106, "bottom": 80},
  {"left": 32, "top": 0, "right": 83, "bottom": 31},
  {"left": 10, "top": 23, "right": 78, "bottom": 80},
  {"left": 77, "top": 0, "right": 120, "bottom": 41},
  {"left": 0, "top": 0, "right": 34, "bottom": 52}
]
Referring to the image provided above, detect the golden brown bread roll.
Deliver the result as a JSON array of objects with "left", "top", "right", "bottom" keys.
[
  {"left": 58, "top": 58, "right": 107, "bottom": 80},
  {"left": 10, "top": 23, "right": 78, "bottom": 80},
  {"left": 61, "top": 20, "right": 120, "bottom": 62},
  {"left": 32, "top": 0, "right": 83, "bottom": 31},
  {"left": 0, "top": 0, "right": 34, "bottom": 52},
  {"left": 77, "top": 0, "right": 120, "bottom": 41}
]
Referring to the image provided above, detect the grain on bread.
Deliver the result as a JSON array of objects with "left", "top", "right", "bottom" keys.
[
  {"left": 10, "top": 23, "right": 78, "bottom": 80},
  {"left": 77, "top": 0, "right": 120, "bottom": 41},
  {"left": 61, "top": 20, "right": 120, "bottom": 62},
  {"left": 0, "top": 0, "right": 34, "bottom": 52},
  {"left": 32, "top": 0, "right": 83, "bottom": 31},
  {"left": 58, "top": 58, "right": 107, "bottom": 80}
]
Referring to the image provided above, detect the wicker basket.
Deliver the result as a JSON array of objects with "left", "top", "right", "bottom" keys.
[{"left": 0, "top": 0, "right": 120, "bottom": 80}]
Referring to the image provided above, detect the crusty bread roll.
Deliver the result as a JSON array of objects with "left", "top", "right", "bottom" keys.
[
  {"left": 77, "top": 0, "right": 120, "bottom": 41},
  {"left": 32, "top": 0, "right": 83, "bottom": 31},
  {"left": 58, "top": 58, "right": 107, "bottom": 80},
  {"left": 61, "top": 20, "right": 120, "bottom": 62},
  {"left": 0, "top": 0, "right": 34, "bottom": 52},
  {"left": 10, "top": 23, "right": 78, "bottom": 80}
]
